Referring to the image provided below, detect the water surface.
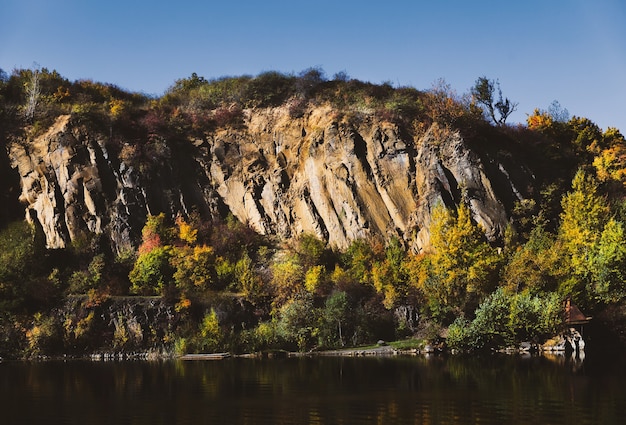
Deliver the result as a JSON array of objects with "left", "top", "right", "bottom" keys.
[{"left": 1, "top": 352, "right": 624, "bottom": 424}]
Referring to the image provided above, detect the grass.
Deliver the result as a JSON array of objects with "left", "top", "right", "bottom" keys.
[{"left": 388, "top": 338, "right": 425, "bottom": 350}]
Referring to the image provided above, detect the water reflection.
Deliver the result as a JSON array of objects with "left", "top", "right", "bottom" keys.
[{"left": 1, "top": 352, "right": 624, "bottom": 425}]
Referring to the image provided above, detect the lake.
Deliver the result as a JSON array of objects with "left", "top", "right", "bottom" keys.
[{"left": 1, "top": 351, "right": 624, "bottom": 424}]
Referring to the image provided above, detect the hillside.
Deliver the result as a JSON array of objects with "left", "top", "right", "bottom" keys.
[{"left": 1, "top": 68, "right": 626, "bottom": 358}]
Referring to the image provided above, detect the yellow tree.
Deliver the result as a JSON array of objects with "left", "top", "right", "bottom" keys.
[
  {"left": 502, "top": 225, "right": 563, "bottom": 294},
  {"left": 172, "top": 245, "right": 216, "bottom": 293},
  {"left": 235, "top": 250, "right": 264, "bottom": 301},
  {"left": 425, "top": 203, "right": 502, "bottom": 318},
  {"left": 592, "top": 128, "right": 626, "bottom": 189},
  {"left": 270, "top": 254, "right": 304, "bottom": 309},
  {"left": 559, "top": 171, "right": 608, "bottom": 267},
  {"left": 558, "top": 170, "right": 626, "bottom": 306},
  {"left": 372, "top": 237, "right": 409, "bottom": 309}
]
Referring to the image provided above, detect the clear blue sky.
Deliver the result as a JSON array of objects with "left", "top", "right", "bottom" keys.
[{"left": 2, "top": 0, "right": 625, "bottom": 131}]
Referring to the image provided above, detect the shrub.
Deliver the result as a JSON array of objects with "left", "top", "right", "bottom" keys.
[
  {"left": 212, "top": 103, "right": 243, "bottom": 128},
  {"left": 446, "top": 317, "right": 477, "bottom": 351},
  {"left": 243, "top": 71, "right": 296, "bottom": 108},
  {"left": 26, "top": 312, "right": 61, "bottom": 356},
  {"left": 447, "top": 288, "right": 564, "bottom": 352},
  {"left": 129, "top": 246, "right": 174, "bottom": 295},
  {"left": 277, "top": 292, "right": 317, "bottom": 351},
  {"left": 199, "top": 309, "right": 222, "bottom": 352}
]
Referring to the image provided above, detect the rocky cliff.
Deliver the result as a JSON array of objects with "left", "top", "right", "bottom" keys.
[{"left": 7, "top": 105, "right": 532, "bottom": 253}]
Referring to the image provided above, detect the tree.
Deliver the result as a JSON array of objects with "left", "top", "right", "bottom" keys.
[
  {"left": 318, "top": 291, "right": 349, "bottom": 348},
  {"left": 171, "top": 245, "right": 217, "bottom": 294},
  {"left": 569, "top": 116, "right": 602, "bottom": 153},
  {"left": 447, "top": 288, "right": 562, "bottom": 352},
  {"left": 590, "top": 219, "right": 626, "bottom": 302},
  {"left": 295, "top": 67, "right": 326, "bottom": 98},
  {"left": 295, "top": 233, "right": 326, "bottom": 269},
  {"left": 372, "top": 237, "right": 409, "bottom": 309},
  {"left": 503, "top": 225, "right": 561, "bottom": 293},
  {"left": 341, "top": 238, "right": 378, "bottom": 284},
  {"left": 425, "top": 203, "right": 502, "bottom": 318},
  {"left": 270, "top": 254, "right": 305, "bottom": 308},
  {"left": 0, "top": 221, "right": 46, "bottom": 311},
  {"left": 235, "top": 250, "right": 264, "bottom": 300},
  {"left": 422, "top": 78, "right": 472, "bottom": 127},
  {"left": 556, "top": 170, "right": 626, "bottom": 307},
  {"left": 129, "top": 246, "right": 174, "bottom": 295},
  {"left": 471, "top": 76, "right": 518, "bottom": 125},
  {"left": 547, "top": 100, "right": 569, "bottom": 123},
  {"left": 23, "top": 66, "right": 41, "bottom": 122},
  {"left": 169, "top": 72, "right": 208, "bottom": 93},
  {"left": 277, "top": 292, "right": 317, "bottom": 351},
  {"left": 559, "top": 171, "right": 609, "bottom": 271},
  {"left": 199, "top": 309, "right": 222, "bottom": 352},
  {"left": 129, "top": 213, "right": 175, "bottom": 295},
  {"left": 592, "top": 128, "right": 626, "bottom": 188}
]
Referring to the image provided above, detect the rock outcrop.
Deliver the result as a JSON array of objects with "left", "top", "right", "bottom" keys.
[{"left": 7, "top": 105, "right": 532, "bottom": 253}]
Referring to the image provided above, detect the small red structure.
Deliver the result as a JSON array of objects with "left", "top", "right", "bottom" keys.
[{"left": 564, "top": 297, "right": 592, "bottom": 336}]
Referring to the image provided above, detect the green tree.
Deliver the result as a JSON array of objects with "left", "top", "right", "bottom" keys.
[
  {"left": 447, "top": 288, "right": 562, "bottom": 352},
  {"left": 554, "top": 169, "right": 626, "bottom": 306},
  {"left": 67, "top": 254, "right": 106, "bottom": 294},
  {"left": 569, "top": 116, "right": 602, "bottom": 153},
  {"left": 129, "top": 213, "right": 177, "bottom": 295},
  {"left": 0, "top": 221, "right": 46, "bottom": 311},
  {"left": 295, "top": 233, "right": 328, "bottom": 270},
  {"left": 277, "top": 292, "right": 317, "bottom": 351},
  {"left": 235, "top": 250, "right": 264, "bottom": 300},
  {"left": 508, "top": 290, "right": 562, "bottom": 343},
  {"left": 199, "top": 309, "right": 222, "bottom": 352},
  {"left": 318, "top": 291, "right": 349, "bottom": 348},
  {"left": 129, "top": 246, "right": 174, "bottom": 295},
  {"left": 589, "top": 218, "right": 626, "bottom": 303}
]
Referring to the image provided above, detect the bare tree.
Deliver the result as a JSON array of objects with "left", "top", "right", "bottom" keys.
[
  {"left": 471, "top": 76, "right": 518, "bottom": 126},
  {"left": 24, "top": 66, "right": 41, "bottom": 122}
]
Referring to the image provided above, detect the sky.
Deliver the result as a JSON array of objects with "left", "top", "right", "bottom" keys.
[{"left": 1, "top": 0, "right": 625, "bottom": 131}]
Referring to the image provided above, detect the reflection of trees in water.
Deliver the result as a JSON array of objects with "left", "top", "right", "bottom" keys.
[
  {"left": 543, "top": 350, "right": 586, "bottom": 372},
  {"left": 6, "top": 355, "right": 626, "bottom": 425}
]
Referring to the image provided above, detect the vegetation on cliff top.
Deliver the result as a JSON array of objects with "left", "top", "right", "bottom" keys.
[{"left": 1, "top": 66, "right": 626, "bottom": 357}]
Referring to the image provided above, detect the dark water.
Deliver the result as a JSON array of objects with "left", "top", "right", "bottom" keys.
[{"left": 1, "top": 352, "right": 625, "bottom": 425}]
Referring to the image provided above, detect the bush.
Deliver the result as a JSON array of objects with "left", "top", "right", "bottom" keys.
[
  {"left": 0, "top": 221, "right": 48, "bottom": 311},
  {"left": 277, "top": 292, "right": 317, "bottom": 351},
  {"left": 198, "top": 309, "right": 222, "bottom": 352},
  {"left": 212, "top": 103, "right": 243, "bottom": 128},
  {"left": 26, "top": 312, "right": 61, "bottom": 356},
  {"left": 446, "top": 317, "right": 477, "bottom": 351},
  {"left": 447, "top": 288, "right": 563, "bottom": 352},
  {"left": 129, "top": 246, "right": 174, "bottom": 295},
  {"left": 243, "top": 71, "right": 295, "bottom": 108}
]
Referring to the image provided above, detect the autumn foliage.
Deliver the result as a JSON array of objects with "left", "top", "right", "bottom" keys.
[{"left": 3, "top": 66, "right": 626, "bottom": 357}]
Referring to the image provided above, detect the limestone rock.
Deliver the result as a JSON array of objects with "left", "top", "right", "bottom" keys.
[{"left": 7, "top": 106, "right": 532, "bottom": 253}]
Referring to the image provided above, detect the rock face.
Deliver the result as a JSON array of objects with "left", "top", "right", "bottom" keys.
[
  {"left": 7, "top": 106, "right": 532, "bottom": 253},
  {"left": 9, "top": 115, "right": 146, "bottom": 252}
]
